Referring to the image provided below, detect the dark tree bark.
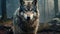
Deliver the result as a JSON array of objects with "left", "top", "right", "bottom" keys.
[
  {"left": 54, "top": 0, "right": 58, "bottom": 17},
  {"left": 44, "top": 0, "right": 46, "bottom": 21},
  {"left": 1, "top": 0, "right": 7, "bottom": 20}
]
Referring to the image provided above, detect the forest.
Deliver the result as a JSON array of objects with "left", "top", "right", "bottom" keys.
[{"left": 0, "top": 0, "right": 60, "bottom": 34}]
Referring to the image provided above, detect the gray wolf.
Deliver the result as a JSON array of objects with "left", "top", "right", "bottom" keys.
[{"left": 13, "top": 0, "right": 39, "bottom": 34}]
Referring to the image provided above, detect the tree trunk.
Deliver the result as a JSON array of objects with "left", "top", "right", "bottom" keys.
[
  {"left": 54, "top": 0, "right": 58, "bottom": 17},
  {"left": 1, "top": 0, "right": 7, "bottom": 20}
]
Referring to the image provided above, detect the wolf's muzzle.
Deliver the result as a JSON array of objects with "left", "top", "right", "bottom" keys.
[{"left": 27, "top": 16, "right": 30, "bottom": 20}]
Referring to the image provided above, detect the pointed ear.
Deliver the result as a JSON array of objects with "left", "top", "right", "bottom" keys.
[
  {"left": 20, "top": 0, "right": 25, "bottom": 5},
  {"left": 32, "top": 0, "right": 37, "bottom": 6}
]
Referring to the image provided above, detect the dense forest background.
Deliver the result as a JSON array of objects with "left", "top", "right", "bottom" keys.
[{"left": 0, "top": 0, "right": 60, "bottom": 23}]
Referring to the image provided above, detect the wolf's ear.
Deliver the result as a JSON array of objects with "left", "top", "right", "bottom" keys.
[
  {"left": 20, "top": 0, "right": 25, "bottom": 5},
  {"left": 32, "top": 0, "right": 37, "bottom": 6}
]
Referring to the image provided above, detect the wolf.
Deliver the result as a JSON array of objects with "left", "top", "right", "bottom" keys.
[{"left": 13, "top": 0, "right": 39, "bottom": 34}]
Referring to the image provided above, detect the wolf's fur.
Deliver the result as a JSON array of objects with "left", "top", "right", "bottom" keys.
[{"left": 13, "top": 0, "right": 39, "bottom": 34}]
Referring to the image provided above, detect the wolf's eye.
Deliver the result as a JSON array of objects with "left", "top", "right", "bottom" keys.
[
  {"left": 20, "top": 12, "right": 24, "bottom": 15},
  {"left": 33, "top": 12, "right": 36, "bottom": 16},
  {"left": 24, "top": 9, "right": 28, "bottom": 11}
]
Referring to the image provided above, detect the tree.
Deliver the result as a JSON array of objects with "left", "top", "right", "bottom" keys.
[
  {"left": 1, "top": 0, "right": 7, "bottom": 20},
  {"left": 54, "top": 0, "right": 58, "bottom": 17}
]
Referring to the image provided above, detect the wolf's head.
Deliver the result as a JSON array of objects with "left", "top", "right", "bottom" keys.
[{"left": 19, "top": 0, "right": 38, "bottom": 21}]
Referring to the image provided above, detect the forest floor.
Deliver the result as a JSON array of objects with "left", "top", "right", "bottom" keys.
[{"left": 0, "top": 19, "right": 60, "bottom": 34}]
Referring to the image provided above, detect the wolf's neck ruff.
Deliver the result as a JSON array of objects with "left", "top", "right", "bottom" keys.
[{"left": 17, "top": 15, "right": 36, "bottom": 32}]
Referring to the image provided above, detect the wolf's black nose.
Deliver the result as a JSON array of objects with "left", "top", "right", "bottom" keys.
[{"left": 27, "top": 17, "right": 30, "bottom": 20}]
